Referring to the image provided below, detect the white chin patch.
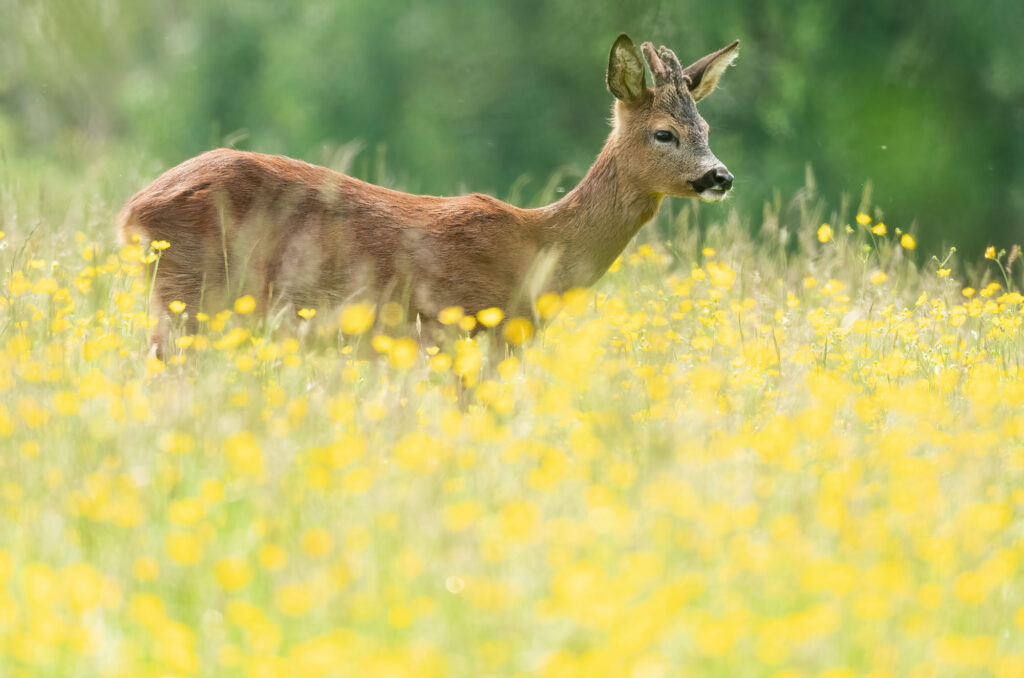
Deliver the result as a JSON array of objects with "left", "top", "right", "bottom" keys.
[{"left": 697, "top": 188, "right": 729, "bottom": 203}]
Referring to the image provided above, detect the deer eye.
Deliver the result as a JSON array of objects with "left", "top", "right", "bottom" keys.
[{"left": 653, "top": 130, "right": 677, "bottom": 144}]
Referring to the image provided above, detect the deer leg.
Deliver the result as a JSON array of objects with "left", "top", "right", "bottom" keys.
[
  {"left": 150, "top": 277, "right": 204, "bottom": 360},
  {"left": 147, "top": 289, "right": 170, "bottom": 361}
]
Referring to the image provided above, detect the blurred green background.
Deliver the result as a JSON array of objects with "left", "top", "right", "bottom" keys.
[{"left": 2, "top": 0, "right": 1022, "bottom": 252}]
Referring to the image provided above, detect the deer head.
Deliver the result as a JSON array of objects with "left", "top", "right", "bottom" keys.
[{"left": 606, "top": 34, "right": 739, "bottom": 202}]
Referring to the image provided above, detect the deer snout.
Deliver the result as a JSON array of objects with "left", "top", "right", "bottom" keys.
[
  {"left": 710, "top": 167, "right": 734, "bottom": 191},
  {"left": 692, "top": 166, "right": 733, "bottom": 192},
  {"left": 689, "top": 166, "right": 734, "bottom": 202}
]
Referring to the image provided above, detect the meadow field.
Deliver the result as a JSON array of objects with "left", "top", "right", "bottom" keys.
[{"left": 0, "top": 159, "right": 1022, "bottom": 677}]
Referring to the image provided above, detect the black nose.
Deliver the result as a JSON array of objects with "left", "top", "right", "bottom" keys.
[
  {"left": 711, "top": 167, "right": 734, "bottom": 191},
  {"left": 691, "top": 166, "right": 734, "bottom": 193}
]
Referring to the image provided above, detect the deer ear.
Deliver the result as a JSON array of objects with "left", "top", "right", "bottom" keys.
[
  {"left": 683, "top": 40, "right": 739, "bottom": 102},
  {"left": 607, "top": 34, "right": 647, "bottom": 104}
]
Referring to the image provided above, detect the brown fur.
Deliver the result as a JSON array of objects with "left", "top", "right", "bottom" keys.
[{"left": 117, "top": 34, "right": 739, "bottom": 356}]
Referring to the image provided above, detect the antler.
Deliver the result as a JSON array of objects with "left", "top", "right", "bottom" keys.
[{"left": 640, "top": 42, "right": 686, "bottom": 89}]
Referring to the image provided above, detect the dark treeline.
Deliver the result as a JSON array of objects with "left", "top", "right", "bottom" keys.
[{"left": 2, "top": 0, "right": 1022, "bottom": 251}]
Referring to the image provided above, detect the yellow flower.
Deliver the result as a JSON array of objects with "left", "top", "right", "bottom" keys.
[
  {"left": 301, "top": 527, "right": 333, "bottom": 558},
  {"left": 64, "top": 562, "right": 105, "bottom": 612},
  {"left": 297, "top": 307, "right": 316, "bottom": 319},
  {"left": 169, "top": 300, "right": 186, "bottom": 313},
  {"left": 962, "top": 287, "right": 976, "bottom": 298},
  {"left": 343, "top": 467, "right": 374, "bottom": 493},
  {"left": 165, "top": 532, "right": 203, "bottom": 565},
  {"left": 114, "top": 292, "right": 135, "bottom": 313},
  {"left": 953, "top": 571, "right": 989, "bottom": 604},
  {"left": 817, "top": 224, "right": 833, "bottom": 243},
  {"left": 146, "top": 356, "right": 166, "bottom": 374},
  {"left": 453, "top": 339, "right": 482, "bottom": 379},
  {"left": 223, "top": 431, "right": 265, "bottom": 476},
  {"left": 706, "top": 261, "right": 736, "bottom": 288},
  {"left": 502, "top": 317, "right": 534, "bottom": 345},
  {"left": 129, "top": 592, "right": 166, "bottom": 627},
  {"left": 443, "top": 500, "right": 483, "bottom": 531},
  {"left": 151, "top": 240, "right": 170, "bottom": 250},
  {"left": 535, "top": 292, "right": 561, "bottom": 319},
  {"left": 869, "top": 271, "right": 888, "bottom": 285},
  {"left": 388, "top": 337, "right": 418, "bottom": 369},
  {"left": 477, "top": 307, "right": 504, "bottom": 327},
  {"left": 159, "top": 431, "right": 195, "bottom": 455},
  {"left": 818, "top": 668, "right": 856, "bottom": 678},
  {"left": 900, "top": 234, "right": 916, "bottom": 249},
  {"left": 429, "top": 353, "right": 452, "bottom": 372},
  {"left": 935, "top": 634, "right": 994, "bottom": 667},
  {"left": 871, "top": 222, "right": 887, "bottom": 236},
  {"left": 213, "top": 328, "right": 248, "bottom": 351},
  {"left": 499, "top": 501, "right": 539, "bottom": 541},
  {"left": 276, "top": 583, "right": 314, "bottom": 616},
  {"left": 438, "top": 306, "right": 464, "bottom": 325},
  {"left": 339, "top": 302, "right": 376, "bottom": 335},
  {"left": 985, "top": 246, "right": 996, "bottom": 259},
  {"left": 215, "top": 558, "right": 252, "bottom": 592},
  {"left": 855, "top": 213, "right": 872, "bottom": 225},
  {"left": 259, "top": 544, "right": 288, "bottom": 571},
  {"left": 498, "top": 357, "right": 520, "bottom": 380},
  {"left": 200, "top": 478, "right": 223, "bottom": 503},
  {"left": 234, "top": 295, "right": 256, "bottom": 314},
  {"left": 938, "top": 268, "right": 951, "bottom": 277},
  {"left": 168, "top": 498, "right": 205, "bottom": 525},
  {"left": 369, "top": 335, "right": 392, "bottom": 355},
  {"left": 52, "top": 391, "right": 80, "bottom": 416},
  {"left": 387, "top": 605, "right": 415, "bottom": 629}
]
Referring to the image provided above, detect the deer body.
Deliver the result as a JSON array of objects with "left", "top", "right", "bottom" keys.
[{"left": 118, "top": 35, "right": 738, "bottom": 356}]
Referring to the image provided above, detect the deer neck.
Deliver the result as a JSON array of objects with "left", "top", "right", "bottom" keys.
[{"left": 534, "top": 140, "right": 663, "bottom": 290}]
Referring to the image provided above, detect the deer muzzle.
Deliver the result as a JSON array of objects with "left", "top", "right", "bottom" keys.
[{"left": 690, "top": 166, "right": 734, "bottom": 196}]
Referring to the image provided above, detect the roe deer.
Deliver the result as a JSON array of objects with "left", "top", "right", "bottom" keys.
[{"left": 118, "top": 34, "right": 739, "bottom": 357}]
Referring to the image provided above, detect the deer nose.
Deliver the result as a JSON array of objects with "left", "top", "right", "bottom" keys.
[
  {"left": 690, "top": 166, "right": 735, "bottom": 194},
  {"left": 710, "top": 166, "right": 734, "bottom": 191}
]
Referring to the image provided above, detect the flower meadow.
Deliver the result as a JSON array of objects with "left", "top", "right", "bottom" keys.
[{"left": 1, "top": 166, "right": 1023, "bottom": 678}]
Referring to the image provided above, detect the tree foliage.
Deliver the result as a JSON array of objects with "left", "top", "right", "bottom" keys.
[{"left": 2, "top": 0, "right": 1021, "bottom": 248}]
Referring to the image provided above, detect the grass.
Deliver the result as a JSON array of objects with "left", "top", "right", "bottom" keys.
[{"left": 0, "top": 154, "right": 1022, "bottom": 678}]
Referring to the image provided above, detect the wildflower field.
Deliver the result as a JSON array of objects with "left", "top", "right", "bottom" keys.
[{"left": 1, "top": 161, "right": 1022, "bottom": 678}]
